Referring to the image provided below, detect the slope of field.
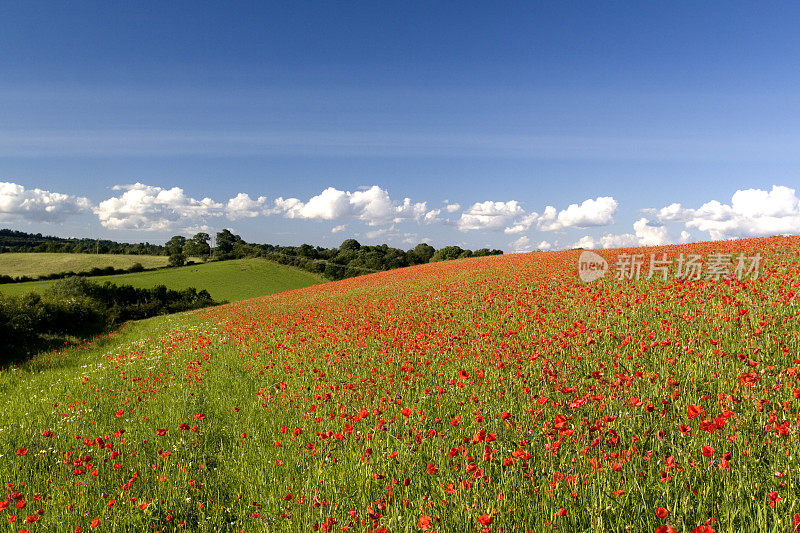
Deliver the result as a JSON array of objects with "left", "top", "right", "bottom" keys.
[
  {"left": 1, "top": 236, "right": 799, "bottom": 532},
  {"left": 0, "top": 252, "right": 169, "bottom": 277},
  {"left": 0, "top": 258, "right": 325, "bottom": 301}
]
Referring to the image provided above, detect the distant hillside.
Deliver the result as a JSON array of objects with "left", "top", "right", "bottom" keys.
[
  {"left": 0, "top": 257, "right": 325, "bottom": 302},
  {"left": 0, "top": 252, "right": 169, "bottom": 278}
]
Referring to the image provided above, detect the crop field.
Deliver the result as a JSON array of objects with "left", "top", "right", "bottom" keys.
[
  {"left": 1, "top": 236, "right": 800, "bottom": 532},
  {"left": 0, "top": 258, "right": 325, "bottom": 302},
  {"left": 0, "top": 253, "right": 170, "bottom": 278}
]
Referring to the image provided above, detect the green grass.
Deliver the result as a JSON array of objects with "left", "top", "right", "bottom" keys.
[
  {"left": 0, "top": 252, "right": 169, "bottom": 277},
  {"left": 0, "top": 258, "right": 326, "bottom": 301}
]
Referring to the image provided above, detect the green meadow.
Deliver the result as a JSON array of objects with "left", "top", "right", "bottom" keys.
[
  {"left": 0, "top": 253, "right": 169, "bottom": 278},
  {"left": 0, "top": 258, "right": 325, "bottom": 302}
]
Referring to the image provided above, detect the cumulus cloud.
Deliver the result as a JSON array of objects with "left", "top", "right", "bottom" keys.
[
  {"left": 331, "top": 225, "right": 346, "bottom": 233},
  {"left": 537, "top": 240, "right": 553, "bottom": 250},
  {"left": 633, "top": 217, "right": 669, "bottom": 246},
  {"left": 572, "top": 217, "right": 669, "bottom": 250},
  {"left": 445, "top": 202, "right": 461, "bottom": 213},
  {"left": 271, "top": 185, "right": 432, "bottom": 226},
  {"left": 226, "top": 193, "right": 269, "bottom": 220},
  {"left": 0, "top": 181, "right": 91, "bottom": 222},
  {"left": 573, "top": 235, "right": 599, "bottom": 249},
  {"left": 503, "top": 213, "right": 540, "bottom": 235},
  {"left": 538, "top": 197, "right": 618, "bottom": 231},
  {"left": 458, "top": 200, "right": 525, "bottom": 231},
  {"left": 508, "top": 235, "right": 533, "bottom": 253},
  {"left": 422, "top": 209, "right": 441, "bottom": 224},
  {"left": 499, "top": 197, "right": 619, "bottom": 234},
  {"left": 297, "top": 187, "right": 353, "bottom": 220},
  {"left": 95, "top": 183, "right": 223, "bottom": 231},
  {"left": 651, "top": 185, "right": 800, "bottom": 240}
]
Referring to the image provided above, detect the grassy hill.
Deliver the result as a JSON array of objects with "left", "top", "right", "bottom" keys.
[
  {"left": 0, "top": 252, "right": 169, "bottom": 277},
  {"left": 0, "top": 257, "right": 325, "bottom": 301},
  {"left": 2, "top": 236, "right": 798, "bottom": 531}
]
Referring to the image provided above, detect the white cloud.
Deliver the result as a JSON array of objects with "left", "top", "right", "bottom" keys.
[
  {"left": 653, "top": 185, "right": 800, "bottom": 240},
  {"left": 270, "top": 185, "right": 430, "bottom": 226},
  {"left": 365, "top": 228, "right": 388, "bottom": 239},
  {"left": 351, "top": 186, "right": 395, "bottom": 224},
  {"left": 572, "top": 235, "right": 598, "bottom": 249},
  {"left": 679, "top": 230, "right": 691, "bottom": 243},
  {"left": 0, "top": 181, "right": 91, "bottom": 222},
  {"left": 537, "top": 240, "right": 552, "bottom": 250},
  {"left": 393, "top": 196, "right": 431, "bottom": 224},
  {"left": 538, "top": 196, "right": 618, "bottom": 231},
  {"left": 331, "top": 224, "right": 346, "bottom": 233},
  {"left": 300, "top": 187, "right": 353, "bottom": 220},
  {"left": 503, "top": 213, "right": 540, "bottom": 234},
  {"left": 458, "top": 200, "right": 525, "bottom": 231},
  {"left": 499, "top": 197, "right": 619, "bottom": 235},
  {"left": 445, "top": 202, "right": 461, "bottom": 213},
  {"left": 422, "top": 209, "right": 441, "bottom": 224},
  {"left": 633, "top": 217, "right": 669, "bottom": 246},
  {"left": 94, "top": 182, "right": 223, "bottom": 231},
  {"left": 509, "top": 235, "right": 533, "bottom": 253},
  {"left": 226, "top": 193, "right": 268, "bottom": 220},
  {"left": 572, "top": 232, "right": 638, "bottom": 249},
  {"left": 271, "top": 197, "right": 304, "bottom": 218},
  {"left": 600, "top": 233, "right": 639, "bottom": 248},
  {"left": 573, "top": 217, "right": 668, "bottom": 250},
  {"left": 653, "top": 202, "right": 685, "bottom": 221}
]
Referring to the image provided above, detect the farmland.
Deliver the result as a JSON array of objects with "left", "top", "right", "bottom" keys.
[
  {"left": 0, "top": 258, "right": 325, "bottom": 302},
  {"left": 1, "top": 236, "right": 799, "bottom": 532},
  {"left": 0, "top": 253, "right": 169, "bottom": 278}
]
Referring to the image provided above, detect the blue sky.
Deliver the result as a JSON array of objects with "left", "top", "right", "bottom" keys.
[{"left": 1, "top": 1, "right": 799, "bottom": 251}]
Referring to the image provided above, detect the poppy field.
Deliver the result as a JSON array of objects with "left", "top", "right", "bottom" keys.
[{"left": 2, "top": 235, "right": 800, "bottom": 532}]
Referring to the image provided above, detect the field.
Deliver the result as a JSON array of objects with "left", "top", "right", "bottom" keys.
[
  {"left": 1, "top": 236, "right": 800, "bottom": 532},
  {"left": 0, "top": 253, "right": 170, "bottom": 278},
  {"left": 0, "top": 258, "right": 325, "bottom": 302}
]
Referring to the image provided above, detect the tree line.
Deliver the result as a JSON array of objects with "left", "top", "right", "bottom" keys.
[
  {"left": 193, "top": 230, "right": 503, "bottom": 280},
  {"left": 1, "top": 228, "right": 503, "bottom": 281},
  {"left": 0, "top": 229, "right": 166, "bottom": 255}
]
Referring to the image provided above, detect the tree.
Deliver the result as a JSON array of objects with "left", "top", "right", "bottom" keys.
[
  {"left": 339, "top": 239, "right": 361, "bottom": 252},
  {"left": 297, "top": 244, "right": 316, "bottom": 258},
  {"left": 410, "top": 243, "right": 435, "bottom": 264},
  {"left": 430, "top": 246, "right": 466, "bottom": 262},
  {"left": 183, "top": 233, "right": 211, "bottom": 259},
  {"left": 215, "top": 229, "right": 240, "bottom": 256},
  {"left": 165, "top": 235, "right": 187, "bottom": 256},
  {"left": 168, "top": 253, "right": 186, "bottom": 267}
]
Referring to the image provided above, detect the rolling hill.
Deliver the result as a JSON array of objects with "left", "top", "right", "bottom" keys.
[
  {"left": 0, "top": 257, "right": 325, "bottom": 301},
  {"left": 1, "top": 236, "right": 798, "bottom": 531},
  {"left": 0, "top": 252, "right": 169, "bottom": 277}
]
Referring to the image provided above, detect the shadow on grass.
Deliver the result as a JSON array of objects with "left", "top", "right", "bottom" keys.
[{"left": 1, "top": 331, "right": 105, "bottom": 369}]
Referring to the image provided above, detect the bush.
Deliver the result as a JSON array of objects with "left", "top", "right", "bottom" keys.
[
  {"left": 168, "top": 253, "right": 186, "bottom": 267},
  {"left": 0, "top": 277, "right": 219, "bottom": 366}
]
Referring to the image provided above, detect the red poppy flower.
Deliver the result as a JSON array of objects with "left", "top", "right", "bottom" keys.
[{"left": 687, "top": 405, "right": 705, "bottom": 419}]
